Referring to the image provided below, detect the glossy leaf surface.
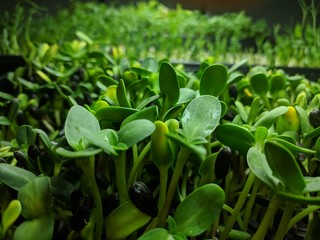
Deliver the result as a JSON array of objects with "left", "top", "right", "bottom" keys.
[
  {"left": 181, "top": 95, "right": 221, "bottom": 142},
  {"left": 65, "top": 105, "right": 100, "bottom": 150},
  {"left": 174, "top": 184, "right": 225, "bottom": 236}
]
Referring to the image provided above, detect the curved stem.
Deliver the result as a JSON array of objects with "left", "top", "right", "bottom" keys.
[
  {"left": 252, "top": 195, "right": 282, "bottom": 240},
  {"left": 158, "top": 167, "right": 168, "bottom": 211},
  {"left": 220, "top": 171, "right": 255, "bottom": 240},
  {"left": 287, "top": 205, "right": 320, "bottom": 231},
  {"left": 78, "top": 157, "right": 103, "bottom": 240},
  {"left": 158, "top": 147, "right": 190, "bottom": 227},
  {"left": 274, "top": 201, "right": 296, "bottom": 240},
  {"left": 113, "top": 151, "right": 128, "bottom": 203},
  {"left": 127, "top": 142, "right": 151, "bottom": 188},
  {"left": 243, "top": 178, "right": 260, "bottom": 230},
  {"left": 222, "top": 204, "right": 246, "bottom": 231}
]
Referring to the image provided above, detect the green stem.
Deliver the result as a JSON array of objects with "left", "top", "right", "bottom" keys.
[
  {"left": 287, "top": 205, "right": 320, "bottom": 231},
  {"left": 273, "top": 201, "right": 296, "bottom": 240},
  {"left": 127, "top": 142, "right": 151, "bottom": 188},
  {"left": 251, "top": 195, "right": 282, "bottom": 240},
  {"left": 220, "top": 171, "right": 255, "bottom": 240},
  {"left": 222, "top": 204, "right": 246, "bottom": 231},
  {"left": 158, "top": 147, "right": 190, "bottom": 227},
  {"left": 78, "top": 157, "right": 103, "bottom": 240},
  {"left": 158, "top": 167, "right": 168, "bottom": 211},
  {"left": 114, "top": 151, "right": 129, "bottom": 203},
  {"left": 243, "top": 178, "right": 260, "bottom": 230}
]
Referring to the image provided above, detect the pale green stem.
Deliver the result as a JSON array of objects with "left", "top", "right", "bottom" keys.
[
  {"left": 78, "top": 156, "right": 103, "bottom": 240},
  {"left": 222, "top": 204, "right": 246, "bottom": 231},
  {"left": 287, "top": 205, "right": 320, "bottom": 231},
  {"left": 220, "top": 171, "right": 255, "bottom": 240},
  {"left": 127, "top": 142, "right": 151, "bottom": 188},
  {"left": 274, "top": 201, "right": 296, "bottom": 240},
  {"left": 158, "top": 147, "right": 190, "bottom": 227},
  {"left": 114, "top": 151, "right": 129, "bottom": 203},
  {"left": 158, "top": 167, "right": 168, "bottom": 211},
  {"left": 251, "top": 196, "right": 282, "bottom": 240},
  {"left": 243, "top": 178, "right": 260, "bottom": 230}
]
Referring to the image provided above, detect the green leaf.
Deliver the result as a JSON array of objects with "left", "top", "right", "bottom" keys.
[
  {"left": 0, "top": 116, "right": 10, "bottom": 126},
  {"left": 215, "top": 123, "right": 255, "bottom": 155},
  {"left": 177, "top": 88, "right": 196, "bottom": 104},
  {"left": 138, "top": 228, "right": 172, "bottom": 240},
  {"left": 166, "top": 133, "right": 207, "bottom": 160},
  {"left": 141, "top": 57, "right": 159, "bottom": 73},
  {"left": 117, "top": 79, "right": 131, "bottom": 108},
  {"left": 249, "top": 67, "right": 268, "bottom": 96},
  {"left": 181, "top": 95, "right": 221, "bottom": 141},
  {"left": 264, "top": 141, "right": 306, "bottom": 194},
  {"left": 304, "top": 177, "right": 320, "bottom": 193},
  {"left": 159, "top": 61, "right": 179, "bottom": 103},
  {"left": 18, "top": 176, "right": 52, "bottom": 219},
  {"left": 159, "top": 61, "right": 180, "bottom": 113},
  {"left": 106, "top": 201, "right": 151, "bottom": 240},
  {"left": 247, "top": 147, "right": 280, "bottom": 190},
  {"left": 16, "top": 125, "right": 36, "bottom": 146},
  {"left": 199, "top": 63, "right": 228, "bottom": 96},
  {"left": 174, "top": 184, "right": 225, "bottom": 236},
  {"left": 2, "top": 200, "right": 21, "bottom": 236},
  {"left": 118, "top": 119, "right": 155, "bottom": 148},
  {"left": 14, "top": 212, "right": 54, "bottom": 240},
  {"left": 79, "top": 128, "right": 118, "bottom": 156},
  {"left": 75, "top": 30, "right": 93, "bottom": 44},
  {"left": 0, "top": 163, "right": 36, "bottom": 191},
  {"left": 121, "top": 105, "right": 159, "bottom": 127},
  {"left": 247, "top": 96, "right": 261, "bottom": 125},
  {"left": 269, "top": 73, "right": 285, "bottom": 95},
  {"left": 65, "top": 105, "right": 100, "bottom": 150},
  {"left": 235, "top": 100, "right": 248, "bottom": 123},
  {"left": 55, "top": 147, "right": 102, "bottom": 158},
  {"left": 95, "top": 106, "right": 138, "bottom": 122},
  {"left": 251, "top": 106, "right": 288, "bottom": 130}
]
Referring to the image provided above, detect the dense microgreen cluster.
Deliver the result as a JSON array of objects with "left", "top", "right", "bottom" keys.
[
  {"left": 1, "top": 30, "right": 320, "bottom": 239},
  {"left": 1, "top": 1, "right": 320, "bottom": 239},
  {"left": 1, "top": 0, "right": 320, "bottom": 66}
]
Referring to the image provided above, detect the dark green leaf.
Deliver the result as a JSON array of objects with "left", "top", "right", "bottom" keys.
[
  {"left": 265, "top": 141, "right": 306, "bottom": 194},
  {"left": 95, "top": 106, "right": 138, "bottom": 122},
  {"left": 117, "top": 79, "right": 131, "bottom": 108},
  {"left": 121, "top": 106, "right": 158, "bottom": 127},
  {"left": 159, "top": 61, "right": 180, "bottom": 110},
  {"left": 199, "top": 64, "right": 228, "bottom": 97},
  {"left": 16, "top": 125, "right": 36, "bottom": 146},
  {"left": 269, "top": 73, "right": 285, "bottom": 95},
  {"left": 306, "top": 215, "right": 320, "bottom": 240},
  {"left": 215, "top": 123, "right": 255, "bottom": 155}
]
